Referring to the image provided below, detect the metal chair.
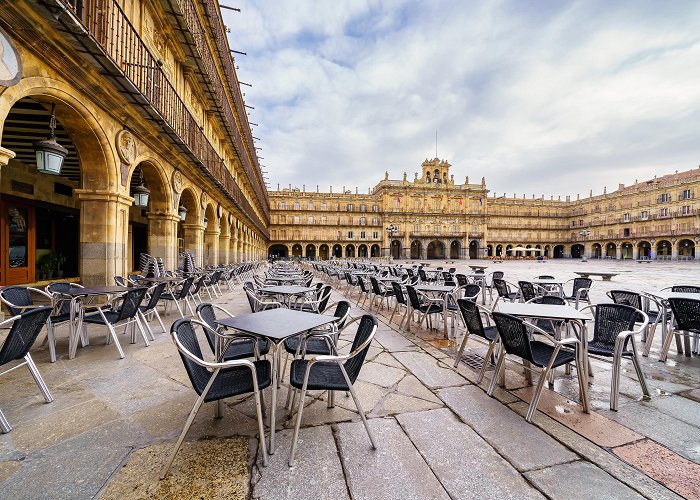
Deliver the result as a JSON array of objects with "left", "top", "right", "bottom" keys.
[
  {"left": 665, "top": 298, "right": 700, "bottom": 361},
  {"left": 563, "top": 278, "right": 593, "bottom": 308},
  {"left": 484, "top": 271, "right": 504, "bottom": 301},
  {"left": 292, "top": 285, "right": 333, "bottom": 313},
  {"left": 607, "top": 290, "right": 665, "bottom": 356},
  {"left": 369, "top": 277, "right": 394, "bottom": 311},
  {"left": 453, "top": 299, "right": 498, "bottom": 383},
  {"left": 517, "top": 281, "right": 540, "bottom": 303},
  {"left": 196, "top": 303, "right": 270, "bottom": 360},
  {"left": 138, "top": 282, "right": 167, "bottom": 338},
  {"left": 487, "top": 312, "right": 587, "bottom": 422},
  {"left": 114, "top": 276, "right": 128, "bottom": 287},
  {"left": 160, "top": 276, "right": 195, "bottom": 318},
  {"left": 243, "top": 283, "right": 282, "bottom": 312},
  {"left": 80, "top": 287, "right": 149, "bottom": 359},
  {"left": 288, "top": 314, "right": 378, "bottom": 466},
  {"left": 389, "top": 282, "right": 410, "bottom": 329},
  {"left": 161, "top": 318, "right": 271, "bottom": 478},
  {"left": 404, "top": 285, "right": 447, "bottom": 333},
  {"left": 0, "top": 307, "right": 54, "bottom": 433},
  {"left": 580, "top": 304, "right": 650, "bottom": 410},
  {"left": 492, "top": 278, "right": 519, "bottom": 307}
]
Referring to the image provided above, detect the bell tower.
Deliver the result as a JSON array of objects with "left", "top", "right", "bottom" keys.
[{"left": 419, "top": 158, "right": 451, "bottom": 185}]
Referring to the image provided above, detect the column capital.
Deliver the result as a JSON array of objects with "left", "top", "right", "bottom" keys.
[
  {"left": 146, "top": 212, "right": 181, "bottom": 223},
  {"left": 75, "top": 189, "right": 134, "bottom": 206},
  {"left": 0, "top": 146, "right": 16, "bottom": 167},
  {"left": 182, "top": 222, "right": 206, "bottom": 231}
]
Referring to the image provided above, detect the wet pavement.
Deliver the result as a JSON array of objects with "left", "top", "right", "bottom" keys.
[{"left": 0, "top": 258, "right": 698, "bottom": 499}]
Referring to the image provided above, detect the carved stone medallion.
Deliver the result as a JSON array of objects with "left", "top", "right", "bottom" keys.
[
  {"left": 200, "top": 191, "right": 208, "bottom": 209},
  {"left": 0, "top": 27, "right": 21, "bottom": 87},
  {"left": 116, "top": 130, "right": 137, "bottom": 164},
  {"left": 171, "top": 169, "right": 183, "bottom": 193}
]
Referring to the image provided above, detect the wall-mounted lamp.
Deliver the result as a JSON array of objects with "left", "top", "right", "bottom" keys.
[
  {"left": 132, "top": 169, "right": 150, "bottom": 207},
  {"left": 178, "top": 205, "right": 188, "bottom": 221},
  {"left": 34, "top": 103, "right": 68, "bottom": 175}
]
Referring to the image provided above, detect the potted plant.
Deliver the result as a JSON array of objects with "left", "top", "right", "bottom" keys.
[
  {"left": 37, "top": 254, "right": 53, "bottom": 280},
  {"left": 54, "top": 252, "right": 67, "bottom": 278}
]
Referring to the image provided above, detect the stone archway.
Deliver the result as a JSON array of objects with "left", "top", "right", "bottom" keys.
[
  {"left": 292, "top": 243, "right": 302, "bottom": 257},
  {"left": 306, "top": 244, "right": 316, "bottom": 259},
  {"left": 177, "top": 188, "right": 200, "bottom": 265},
  {"left": 371, "top": 244, "right": 381, "bottom": 258},
  {"left": 678, "top": 239, "right": 695, "bottom": 259},
  {"left": 621, "top": 242, "right": 633, "bottom": 259},
  {"left": 468, "top": 240, "right": 478, "bottom": 259},
  {"left": 410, "top": 240, "right": 421, "bottom": 260},
  {"left": 269, "top": 244, "right": 288, "bottom": 258},
  {"left": 345, "top": 244, "right": 355, "bottom": 258},
  {"left": 591, "top": 243, "right": 602, "bottom": 258},
  {"left": 450, "top": 240, "right": 461, "bottom": 259},
  {"left": 203, "top": 203, "right": 218, "bottom": 266},
  {"left": 358, "top": 244, "right": 368, "bottom": 258},
  {"left": 553, "top": 245, "right": 565, "bottom": 258},
  {"left": 391, "top": 240, "right": 402, "bottom": 259},
  {"left": 319, "top": 244, "right": 330, "bottom": 260},
  {"left": 427, "top": 240, "right": 445, "bottom": 259},
  {"left": 638, "top": 240, "right": 651, "bottom": 259},
  {"left": 332, "top": 244, "right": 342, "bottom": 258},
  {"left": 656, "top": 240, "right": 671, "bottom": 258},
  {"left": 606, "top": 242, "right": 616, "bottom": 258}
]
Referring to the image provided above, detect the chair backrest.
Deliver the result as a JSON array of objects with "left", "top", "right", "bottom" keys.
[
  {"left": 115, "top": 287, "right": 148, "bottom": 322},
  {"left": 317, "top": 285, "right": 333, "bottom": 313},
  {"left": 671, "top": 285, "right": 700, "bottom": 293},
  {"left": 455, "top": 274, "right": 469, "bottom": 287},
  {"left": 45, "top": 282, "right": 74, "bottom": 315},
  {"left": 332, "top": 300, "right": 351, "bottom": 329},
  {"left": 170, "top": 318, "right": 212, "bottom": 396},
  {"left": 461, "top": 284, "right": 481, "bottom": 300},
  {"left": 342, "top": 315, "right": 378, "bottom": 384},
  {"left": 0, "top": 286, "right": 33, "bottom": 316},
  {"left": 667, "top": 298, "right": 700, "bottom": 333},
  {"left": 442, "top": 271, "right": 453, "bottom": 281},
  {"left": 532, "top": 295, "right": 566, "bottom": 305},
  {"left": 492, "top": 312, "right": 534, "bottom": 363},
  {"left": 195, "top": 303, "right": 219, "bottom": 353},
  {"left": 418, "top": 269, "right": 428, "bottom": 282},
  {"left": 190, "top": 275, "right": 207, "bottom": 294},
  {"left": 143, "top": 282, "right": 167, "bottom": 311},
  {"left": 591, "top": 303, "right": 639, "bottom": 347},
  {"left": 177, "top": 277, "right": 195, "bottom": 299},
  {"left": 518, "top": 281, "right": 537, "bottom": 302},
  {"left": 449, "top": 268, "right": 456, "bottom": 274},
  {"left": 493, "top": 278, "right": 510, "bottom": 298},
  {"left": 392, "top": 281, "right": 406, "bottom": 305},
  {"left": 537, "top": 275, "right": 555, "bottom": 279},
  {"left": 490, "top": 271, "right": 504, "bottom": 287},
  {"left": 0, "top": 307, "right": 53, "bottom": 365},
  {"left": 608, "top": 290, "right": 642, "bottom": 310},
  {"left": 369, "top": 277, "right": 382, "bottom": 295},
  {"left": 357, "top": 277, "right": 370, "bottom": 294},
  {"left": 457, "top": 298, "right": 489, "bottom": 339},
  {"left": 405, "top": 285, "right": 423, "bottom": 309},
  {"left": 114, "top": 276, "right": 127, "bottom": 287},
  {"left": 571, "top": 278, "right": 593, "bottom": 299}
]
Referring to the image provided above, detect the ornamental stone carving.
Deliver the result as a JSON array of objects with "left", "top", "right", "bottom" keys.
[
  {"left": 116, "top": 130, "right": 137, "bottom": 164},
  {"left": 200, "top": 190, "right": 208, "bottom": 209},
  {"left": 171, "top": 169, "right": 183, "bottom": 193}
]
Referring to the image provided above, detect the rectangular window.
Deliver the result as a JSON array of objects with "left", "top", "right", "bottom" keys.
[
  {"left": 623, "top": 213, "right": 630, "bottom": 222},
  {"left": 372, "top": 205, "right": 379, "bottom": 212},
  {"left": 372, "top": 231, "right": 379, "bottom": 239},
  {"left": 372, "top": 217, "right": 379, "bottom": 225},
  {"left": 293, "top": 202, "right": 300, "bottom": 210},
  {"left": 681, "top": 189, "right": 692, "bottom": 200},
  {"left": 640, "top": 210, "right": 648, "bottom": 220},
  {"left": 280, "top": 202, "right": 286, "bottom": 209},
  {"left": 347, "top": 204, "right": 354, "bottom": 211},
  {"left": 360, "top": 231, "right": 366, "bottom": 239},
  {"left": 307, "top": 203, "right": 314, "bottom": 210},
  {"left": 321, "top": 203, "right": 327, "bottom": 211},
  {"left": 360, "top": 217, "right": 366, "bottom": 225},
  {"left": 579, "top": 219, "right": 583, "bottom": 226},
  {"left": 623, "top": 228, "right": 630, "bottom": 237},
  {"left": 308, "top": 216, "right": 314, "bottom": 224},
  {"left": 347, "top": 231, "right": 353, "bottom": 239},
  {"left": 293, "top": 215, "right": 300, "bottom": 224},
  {"left": 280, "top": 215, "right": 287, "bottom": 224},
  {"left": 660, "top": 193, "right": 670, "bottom": 203},
  {"left": 435, "top": 225, "right": 440, "bottom": 234},
  {"left": 659, "top": 208, "right": 668, "bottom": 217},
  {"left": 360, "top": 204, "right": 366, "bottom": 212},
  {"left": 321, "top": 216, "right": 327, "bottom": 224},
  {"left": 682, "top": 205, "right": 691, "bottom": 215}
]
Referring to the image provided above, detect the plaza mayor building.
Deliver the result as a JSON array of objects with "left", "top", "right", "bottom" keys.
[{"left": 1, "top": 2, "right": 699, "bottom": 289}]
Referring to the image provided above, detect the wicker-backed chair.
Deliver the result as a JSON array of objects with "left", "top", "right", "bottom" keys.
[
  {"left": 488, "top": 312, "right": 587, "bottom": 422},
  {"left": 405, "top": 285, "right": 445, "bottom": 333},
  {"left": 563, "top": 278, "right": 593, "bottom": 308},
  {"left": 0, "top": 307, "right": 54, "bottom": 433},
  {"left": 161, "top": 318, "right": 271, "bottom": 478},
  {"left": 664, "top": 298, "right": 700, "bottom": 362},
  {"left": 196, "top": 303, "right": 270, "bottom": 360},
  {"left": 517, "top": 281, "right": 539, "bottom": 303},
  {"left": 369, "top": 277, "right": 394, "bottom": 311},
  {"left": 484, "top": 271, "right": 505, "bottom": 301},
  {"left": 453, "top": 299, "right": 498, "bottom": 383},
  {"left": 287, "top": 314, "right": 378, "bottom": 466},
  {"left": 580, "top": 303, "right": 650, "bottom": 410},
  {"left": 492, "top": 278, "right": 519, "bottom": 306},
  {"left": 389, "top": 282, "right": 410, "bottom": 329},
  {"left": 160, "top": 276, "right": 195, "bottom": 318},
  {"left": 137, "top": 282, "right": 167, "bottom": 338},
  {"left": 607, "top": 290, "right": 665, "bottom": 356}
]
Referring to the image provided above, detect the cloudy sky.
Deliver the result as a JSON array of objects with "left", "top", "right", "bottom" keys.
[{"left": 223, "top": 1, "right": 700, "bottom": 198}]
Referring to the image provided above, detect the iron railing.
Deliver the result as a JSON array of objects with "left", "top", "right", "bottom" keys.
[{"left": 64, "top": 0, "right": 268, "bottom": 236}]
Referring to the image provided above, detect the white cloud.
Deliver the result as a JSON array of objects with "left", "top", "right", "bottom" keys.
[{"left": 223, "top": 0, "right": 700, "bottom": 198}]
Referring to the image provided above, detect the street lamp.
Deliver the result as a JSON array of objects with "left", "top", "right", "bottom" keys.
[
  {"left": 579, "top": 228, "right": 591, "bottom": 262},
  {"left": 34, "top": 103, "right": 68, "bottom": 175}
]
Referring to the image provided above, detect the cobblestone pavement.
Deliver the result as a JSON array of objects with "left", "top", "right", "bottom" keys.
[{"left": 0, "top": 259, "right": 698, "bottom": 499}]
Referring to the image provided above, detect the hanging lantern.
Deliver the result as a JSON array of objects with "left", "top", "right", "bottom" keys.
[
  {"left": 203, "top": 217, "right": 208, "bottom": 229},
  {"left": 178, "top": 205, "right": 188, "bottom": 221},
  {"left": 132, "top": 169, "right": 150, "bottom": 207},
  {"left": 34, "top": 103, "right": 68, "bottom": 175}
]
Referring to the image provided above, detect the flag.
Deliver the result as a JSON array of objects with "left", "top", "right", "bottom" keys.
[
  {"left": 459, "top": 197, "right": 463, "bottom": 205},
  {"left": 397, "top": 196, "right": 401, "bottom": 204},
  {"left": 479, "top": 196, "right": 483, "bottom": 206}
]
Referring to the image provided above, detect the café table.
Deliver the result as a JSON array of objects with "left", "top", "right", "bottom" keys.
[
  {"left": 529, "top": 278, "right": 565, "bottom": 296},
  {"left": 258, "top": 285, "right": 316, "bottom": 308},
  {"left": 496, "top": 301, "right": 592, "bottom": 401},
  {"left": 264, "top": 275, "right": 307, "bottom": 285},
  {"left": 415, "top": 284, "right": 458, "bottom": 338},
  {"left": 469, "top": 265, "right": 488, "bottom": 272},
  {"left": 217, "top": 308, "right": 336, "bottom": 454},
  {"left": 641, "top": 290, "right": 700, "bottom": 361}
]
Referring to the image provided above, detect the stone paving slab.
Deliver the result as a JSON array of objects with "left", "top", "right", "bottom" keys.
[
  {"left": 335, "top": 417, "right": 450, "bottom": 500},
  {"left": 439, "top": 385, "right": 578, "bottom": 471},
  {"left": 357, "top": 361, "right": 406, "bottom": 388},
  {"left": 524, "top": 460, "right": 645, "bottom": 499},
  {"left": 0, "top": 418, "right": 150, "bottom": 499},
  {"left": 511, "top": 386, "right": 643, "bottom": 448},
  {"left": 508, "top": 401, "right": 683, "bottom": 500},
  {"left": 613, "top": 439, "right": 700, "bottom": 499},
  {"left": 393, "top": 351, "right": 467, "bottom": 389},
  {"left": 397, "top": 408, "right": 544, "bottom": 499},
  {"left": 373, "top": 328, "right": 420, "bottom": 352},
  {"left": 253, "top": 426, "right": 349, "bottom": 500}
]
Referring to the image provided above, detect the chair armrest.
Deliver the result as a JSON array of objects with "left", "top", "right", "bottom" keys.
[{"left": 0, "top": 313, "right": 22, "bottom": 328}]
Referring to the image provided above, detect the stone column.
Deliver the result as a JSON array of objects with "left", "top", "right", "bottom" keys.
[
  {"left": 695, "top": 242, "right": 700, "bottom": 260},
  {"left": 219, "top": 234, "right": 231, "bottom": 265},
  {"left": 147, "top": 212, "right": 179, "bottom": 271},
  {"left": 182, "top": 223, "right": 205, "bottom": 267},
  {"left": 671, "top": 241, "right": 679, "bottom": 260},
  {"left": 616, "top": 246, "right": 623, "bottom": 259},
  {"left": 632, "top": 245, "right": 639, "bottom": 260},
  {"left": 204, "top": 227, "right": 220, "bottom": 266},
  {"left": 76, "top": 190, "right": 133, "bottom": 285}
]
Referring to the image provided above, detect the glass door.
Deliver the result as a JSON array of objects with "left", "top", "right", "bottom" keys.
[{"left": 2, "top": 202, "right": 35, "bottom": 285}]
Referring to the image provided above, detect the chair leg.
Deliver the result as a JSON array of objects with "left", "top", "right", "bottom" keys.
[
  {"left": 160, "top": 392, "right": 207, "bottom": 479},
  {"left": 108, "top": 324, "right": 125, "bottom": 359},
  {"left": 139, "top": 311, "right": 156, "bottom": 341},
  {"left": 630, "top": 337, "right": 651, "bottom": 400},
  {"left": 288, "top": 383, "right": 308, "bottom": 467},
  {"left": 153, "top": 308, "right": 167, "bottom": 334},
  {"left": 46, "top": 321, "right": 57, "bottom": 363},
  {"left": 526, "top": 366, "right": 550, "bottom": 423},
  {"left": 25, "top": 354, "right": 53, "bottom": 403},
  {"left": 487, "top": 345, "right": 506, "bottom": 396},
  {"left": 134, "top": 316, "right": 151, "bottom": 346},
  {"left": 0, "top": 408, "right": 11, "bottom": 433},
  {"left": 477, "top": 340, "right": 496, "bottom": 384},
  {"left": 340, "top": 365, "right": 377, "bottom": 449},
  {"left": 453, "top": 332, "right": 471, "bottom": 368}
]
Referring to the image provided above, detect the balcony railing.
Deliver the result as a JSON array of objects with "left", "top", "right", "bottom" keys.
[{"left": 64, "top": 0, "right": 268, "bottom": 236}]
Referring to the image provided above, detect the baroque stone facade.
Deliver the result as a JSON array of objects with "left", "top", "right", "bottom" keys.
[
  {"left": 0, "top": 1, "right": 268, "bottom": 286},
  {"left": 269, "top": 158, "right": 700, "bottom": 260}
]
